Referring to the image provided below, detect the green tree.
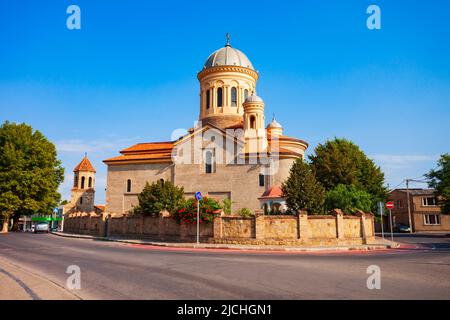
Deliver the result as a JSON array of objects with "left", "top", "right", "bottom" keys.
[
  {"left": 0, "top": 121, "right": 64, "bottom": 232},
  {"left": 281, "top": 159, "right": 326, "bottom": 214},
  {"left": 426, "top": 154, "right": 450, "bottom": 214},
  {"left": 133, "top": 180, "right": 185, "bottom": 216},
  {"left": 309, "top": 138, "right": 387, "bottom": 205},
  {"left": 325, "top": 184, "right": 373, "bottom": 214}
]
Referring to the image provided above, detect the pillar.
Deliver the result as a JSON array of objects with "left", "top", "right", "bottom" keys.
[{"left": 297, "top": 210, "right": 310, "bottom": 240}]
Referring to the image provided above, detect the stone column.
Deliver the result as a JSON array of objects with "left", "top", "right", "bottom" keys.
[
  {"left": 356, "top": 210, "right": 367, "bottom": 244},
  {"left": 297, "top": 210, "right": 310, "bottom": 241},
  {"left": 213, "top": 216, "right": 223, "bottom": 239},
  {"left": 254, "top": 210, "right": 265, "bottom": 240},
  {"left": 332, "top": 209, "right": 344, "bottom": 240}
]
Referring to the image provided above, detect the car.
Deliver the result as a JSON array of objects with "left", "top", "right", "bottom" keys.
[
  {"left": 393, "top": 223, "right": 411, "bottom": 233},
  {"left": 34, "top": 223, "right": 49, "bottom": 233}
]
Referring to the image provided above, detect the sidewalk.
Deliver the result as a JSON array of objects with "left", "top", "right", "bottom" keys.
[
  {"left": 51, "top": 231, "right": 397, "bottom": 252},
  {"left": 0, "top": 258, "right": 80, "bottom": 300}
]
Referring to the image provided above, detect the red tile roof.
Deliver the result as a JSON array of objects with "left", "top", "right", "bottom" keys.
[
  {"left": 120, "top": 142, "right": 174, "bottom": 154},
  {"left": 259, "top": 185, "right": 284, "bottom": 200},
  {"left": 104, "top": 152, "right": 173, "bottom": 163},
  {"left": 74, "top": 156, "right": 96, "bottom": 172},
  {"left": 94, "top": 205, "right": 106, "bottom": 212}
]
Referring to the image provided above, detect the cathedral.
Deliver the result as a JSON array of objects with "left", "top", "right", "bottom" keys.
[{"left": 99, "top": 36, "right": 309, "bottom": 214}]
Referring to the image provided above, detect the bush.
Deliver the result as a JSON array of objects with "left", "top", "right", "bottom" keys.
[
  {"left": 238, "top": 208, "right": 253, "bottom": 218},
  {"left": 133, "top": 180, "right": 184, "bottom": 216},
  {"left": 174, "top": 197, "right": 222, "bottom": 224},
  {"left": 325, "top": 184, "right": 373, "bottom": 214},
  {"left": 222, "top": 198, "right": 233, "bottom": 215}
]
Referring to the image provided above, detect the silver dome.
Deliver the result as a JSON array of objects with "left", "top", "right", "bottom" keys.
[
  {"left": 203, "top": 45, "right": 254, "bottom": 70},
  {"left": 244, "top": 94, "right": 264, "bottom": 103},
  {"left": 267, "top": 117, "right": 282, "bottom": 129}
]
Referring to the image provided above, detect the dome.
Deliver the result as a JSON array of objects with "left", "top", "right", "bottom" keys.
[
  {"left": 267, "top": 117, "right": 282, "bottom": 129},
  {"left": 203, "top": 38, "right": 254, "bottom": 70},
  {"left": 244, "top": 94, "right": 264, "bottom": 103}
]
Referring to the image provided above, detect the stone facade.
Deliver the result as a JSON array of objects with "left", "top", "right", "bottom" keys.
[
  {"left": 103, "top": 39, "right": 309, "bottom": 215},
  {"left": 63, "top": 210, "right": 376, "bottom": 246}
]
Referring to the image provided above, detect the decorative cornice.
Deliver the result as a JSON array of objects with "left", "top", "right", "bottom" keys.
[{"left": 197, "top": 65, "right": 259, "bottom": 81}]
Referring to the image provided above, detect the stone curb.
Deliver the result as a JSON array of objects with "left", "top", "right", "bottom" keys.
[{"left": 51, "top": 232, "right": 396, "bottom": 252}]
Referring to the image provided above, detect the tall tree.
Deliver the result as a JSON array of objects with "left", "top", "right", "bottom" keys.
[
  {"left": 0, "top": 121, "right": 64, "bottom": 232},
  {"left": 281, "top": 159, "right": 326, "bottom": 214},
  {"left": 309, "top": 138, "right": 387, "bottom": 205},
  {"left": 426, "top": 154, "right": 450, "bottom": 214}
]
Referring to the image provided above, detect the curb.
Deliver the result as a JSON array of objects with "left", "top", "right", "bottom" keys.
[{"left": 51, "top": 232, "right": 396, "bottom": 252}]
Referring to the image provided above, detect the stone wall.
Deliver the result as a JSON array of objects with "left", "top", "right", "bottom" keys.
[{"left": 63, "top": 209, "right": 375, "bottom": 246}]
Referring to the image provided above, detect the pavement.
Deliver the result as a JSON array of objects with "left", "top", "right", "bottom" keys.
[
  {"left": 0, "top": 257, "right": 80, "bottom": 300},
  {"left": 50, "top": 231, "right": 397, "bottom": 252},
  {"left": 1, "top": 232, "right": 450, "bottom": 299}
]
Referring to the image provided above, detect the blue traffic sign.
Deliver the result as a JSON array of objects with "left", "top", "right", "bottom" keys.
[{"left": 195, "top": 191, "right": 203, "bottom": 201}]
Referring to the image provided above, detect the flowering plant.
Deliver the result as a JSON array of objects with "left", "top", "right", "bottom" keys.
[{"left": 174, "top": 197, "right": 222, "bottom": 224}]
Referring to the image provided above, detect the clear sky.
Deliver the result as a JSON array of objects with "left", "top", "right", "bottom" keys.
[{"left": 1, "top": 0, "right": 449, "bottom": 204}]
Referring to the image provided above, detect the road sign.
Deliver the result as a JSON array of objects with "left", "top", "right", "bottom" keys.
[
  {"left": 386, "top": 201, "right": 394, "bottom": 210},
  {"left": 195, "top": 191, "right": 202, "bottom": 245}
]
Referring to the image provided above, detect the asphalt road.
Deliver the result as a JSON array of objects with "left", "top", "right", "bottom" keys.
[{"left": 0, "top": 233, "right": 449, "bottom": 300}]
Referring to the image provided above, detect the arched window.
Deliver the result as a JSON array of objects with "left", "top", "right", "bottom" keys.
[
  {"left": 244, "top": 89, "right": 249, "bottom": 101},
  {"left": 126, "top": 179, "right": 131, "bottom": 193},
  {"left": 206, "top": 89, "right": 210, "bottom": 109},
  {"left": 231, "top": 87, "right": 237, "bottom": 106},
  {"left": 217, "top": 87, "right": 223, "bottom": 107},
  {"left": 205, "top": 151, "right": 213, "bottom": 174},
  {"left": 88, "top": 177, "right": 92, "bottom": 188},
  {"left": 159, "top": 179, "right": 164, "bottom": 186},
  {"left": 250, "top": 115, "right": 256, "bottom": 129},
  {"left": 81, "top": 176, "right": 85, "bottom": 189},
  {"left": 74, "top": 175, "right": 78, "bottom": 188}
]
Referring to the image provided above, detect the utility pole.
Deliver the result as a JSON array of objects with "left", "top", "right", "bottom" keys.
[{"left": 406, "top": 179, "right": 413, "bottom": 234}]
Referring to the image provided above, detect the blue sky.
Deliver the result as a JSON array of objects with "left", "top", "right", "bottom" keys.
[{"left": 1, "top": 0, "right": 449, "bottom": 204}]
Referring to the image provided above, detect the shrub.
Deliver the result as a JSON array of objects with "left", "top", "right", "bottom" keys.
[
  {"left": 325, "top": 184, "right": 373, "bottom": 214},
  {"left": 174, "top": 197, "right": 222, "bottom": 224},
  {"left": 222, "top": 198, "right": 233, "bottom": 215},
  {"left": 238, "top": 208, "right": 253, "bottom": 218},
  {"left": 133, "top": 180, "right": 184, "bottom": 216}
]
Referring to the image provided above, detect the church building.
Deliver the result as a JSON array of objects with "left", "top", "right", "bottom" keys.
[{"left": 103, "top": 36, "right": 309, "bottom": 214}]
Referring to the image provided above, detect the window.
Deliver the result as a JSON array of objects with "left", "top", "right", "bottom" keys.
[
  {"left": 396, "top": 199, "right": 403, "bottom": 208},
  {"left": 424, "top": 214, "right": 441, "bottom": 225},
  {"left": 231, "top": 87, "right": 237, "bottom": 106},
  {"left": 244, "top": 89, "right": 249, "bottom": 101},
  {"left": 217, "top": 87, "right": 223, "bottom": 107},
  {"left": 422, "top": 197, "right": 437, "bottom": 206},
  {"left": 259, "top": 174, "right": 265, "bottom": 187},
  {"left": 81, "top": 176, "right": 85, "bottom": 189},
  {"left": 79, "top": 196, "right": 83, "bottom": 205},
  {"left": 250, "top": 115, "right": 256, "bottom": 129},
  {"left": 88, "top": 177, "right": 93, "bottom": 188},
  {"left": 74, "top": 175, "right": 78, "bottom": 188},
  {"left": 126, "top": 179, "right": 131, "bottom": 193},
  {"left": 159, "top": 179, "right": 164, "bottom": 186},
  {"left": 206, "top": 89, "right": 210, "bottom": 109},
  {"left": 205, "top": 150, "right": 214, "bottom": 174}
]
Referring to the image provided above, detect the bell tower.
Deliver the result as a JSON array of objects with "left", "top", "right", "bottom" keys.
[{"left": 70, "top": 154, "right": 96, "bottom": 212}]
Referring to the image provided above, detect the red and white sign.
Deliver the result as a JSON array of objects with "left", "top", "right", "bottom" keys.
[{"left": 386, "top": 201, "right": 395, "bottom": 210}]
